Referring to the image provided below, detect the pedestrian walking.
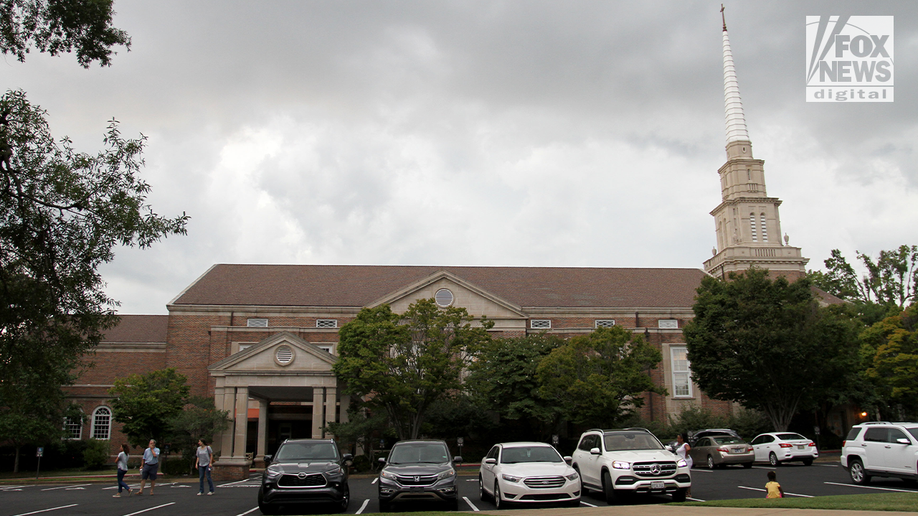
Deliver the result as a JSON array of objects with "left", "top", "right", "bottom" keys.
[
  {"left": 765, "top": 470, "right": 784, "bottom": 498},
  {"left": 195, "top": 439, "right": 215, "bottom": 495},
  {"left": 675, "top": 433, "right": 693, "bottom": 497},
  {"left": 113, "top": 444, "right": 131, "bottom": 497},
  {"left": 137, "top": 439, "right": 160, "bottom": 496}
]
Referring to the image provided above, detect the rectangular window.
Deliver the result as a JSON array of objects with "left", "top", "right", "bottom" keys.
[
  {"left": 247, "top": 318, "right": 268, "bottom": 327},
  {"left": 671, "top": 346, "right": 692, "bottom": 398},
  {"left": 317, "top": 345, "right": 333, "bottom": 354},
  {"left": 595, "top": 319, "right": 616, "bottom": 328},
  {"left": 316, "top": 319, "right": 338, "bottom": 329},
  {"left": 530, "top": 319, "right": 551, "bottom": 329},
  {"left": 63, "top": 416, "right": 82, "bottom": 440}
]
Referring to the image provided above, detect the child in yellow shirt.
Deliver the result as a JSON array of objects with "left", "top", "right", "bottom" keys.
[{"left": 765, "top": 471, "right": 784, "bottom": 498}]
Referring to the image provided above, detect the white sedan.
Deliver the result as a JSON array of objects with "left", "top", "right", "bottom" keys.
[
  {"left": 750, "top": 432, "right": 818, "bottom": 466},
  {"left": 479, "top": 442, "right": 581, "bottom": 509}
]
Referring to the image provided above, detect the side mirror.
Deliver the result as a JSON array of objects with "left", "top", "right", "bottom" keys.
[
  {"left": 590, "top": 447, "right": 601, "bottom": 455},
  {"left": 453, "top": 456, "right": 463, "bottom": 464},
  {"left": 897, "top": 438, "right": 911, "bottom": 445},
  {"left": 563, "top": 456, "right": 573, "bottom": 464},
  {"left": 342, "top": 453, "right": 354, "bottom": 466},
  {"left": 484, "top": 458, "right": 497, "bottom": 465},
  {"left": 264, "top": 455, "right": 272, "bottom": 466},
  {"left": 378, "top": 457, "right": 387, "bottom": 465}
]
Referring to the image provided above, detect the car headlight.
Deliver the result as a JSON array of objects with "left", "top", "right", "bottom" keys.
[
  {"left": 611, "top": 461, "right": 631, "bottom": 470},
  {"left": 565, "top": 471, "right": 580, "bottom": 481},
  {"left": 676, "top": 459, "right": 688, "bottom": 468},
  {"left": 265, "top": 466, "right": 281, "bottom": 480},
  {"left": 324, "top": 465, "right": 345, "bottom": 479},
  {"left": 380, "top": 470, "right": 399, "bottom": 481},
  {"left": 437, "top": 467, "right": 456, "bottom": 480},
  {"left": 501, "top": 473, "right": 522, "bottom": 483}
]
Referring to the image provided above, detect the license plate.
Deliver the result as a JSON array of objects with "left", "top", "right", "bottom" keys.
[
  {"left": 797, "top": 445, "right": 804, "bottom": 450},
  {"left": 651, "top": 481, "right": 664, "bottom": 490}
]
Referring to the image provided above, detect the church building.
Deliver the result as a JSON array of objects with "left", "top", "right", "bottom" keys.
[{"left": 64, "top": 13, "right": 811, "bottom": 480}]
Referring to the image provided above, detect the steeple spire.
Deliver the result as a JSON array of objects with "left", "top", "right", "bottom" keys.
[{"left": 721, "top": 5, "right": 750, "bottom": 145}]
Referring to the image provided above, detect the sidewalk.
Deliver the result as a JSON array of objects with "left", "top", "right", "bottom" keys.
[{"left": 489, "top": 506, "right": 914, "bottom": 516}]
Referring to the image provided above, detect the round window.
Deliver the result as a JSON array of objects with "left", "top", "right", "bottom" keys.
[
  {"left": 435, "top": 288, "right": 454, "bottom": 307},
  {"left": 275, "top": 345, "right": 295, "bottom": 366}
]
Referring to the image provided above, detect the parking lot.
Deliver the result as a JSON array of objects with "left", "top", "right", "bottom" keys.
[{"left": 5, "top": 462, "right": 918, "bottom": 516}]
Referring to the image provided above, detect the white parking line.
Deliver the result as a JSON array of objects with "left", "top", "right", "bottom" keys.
[
  {"left": 687, "top": 496, "right": 707, "bottom": 502},
  {"left": 40, "top": 484, "right": 91, "bottom": 491},
  {"left": 580, "top": 500, "right": 598, "bottom": 507},
  {"left": 690, "top": 469, "right": 714, "bottom": 473},
  {"left": 235, "top": 508, "right": 261, "bottom": 516},
  {"left": 13, "top": 504, "right": 78, "bottom": 516},
  {"left": 355, "top": 498, "right": 370, "bottom": 514},
  {"left": 738, "top": 485, "right": 813, "bottom": 497},
  {"left": 123, "top": 502, "right": 176, "bottom": 516},
  {"left": 463, "top": 496, "right": 480, "bottom": 511},
  {"left": 824, "top": 481, "right": 918, "bottom": 493},
  {"left": 0, "top": 485, "right": 29, "bottom": 492},
  {"left": 218, "top": 479, "right": 251, "bottom": 487},
  {"left": 371, "top": 477, "right": 378, "bottom": 484}
]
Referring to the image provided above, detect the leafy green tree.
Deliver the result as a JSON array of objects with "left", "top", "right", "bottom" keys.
[
  {"left": 1, "top": 0, "right": 131, "bottom": 67},
  {"left": 333, "top": 300, "right": 493, "bottom": 440},
  {"left": 0, "top": 90, "right": 187, "bottom": 469},
  {"left": 860, "top": 303, "right": 918, "bottom": 419},
  {"left": 325, "top": 401, "right": 392, "bottom": 467},
  {"left": 109, "top": 368, "right": 190, "bottom": 446},
  {"left": 536, "top": 326, "right": 665, "bottom": 428},
  {"left": 684, "top": 268, "right": 861, "bottom": 431},
  {"left": 810, "top": 246, "right": 918, "bottom": 310},
  {"left": 167, "top": 395, "right": 230, "bottom": 467},
  {"left": 465, "top": 334, "right": 564, "bottom": 441}
]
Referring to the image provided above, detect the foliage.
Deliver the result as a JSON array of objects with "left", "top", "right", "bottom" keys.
[
  {"left": 809, "top": 246, "right": 918, "bottom": 310},
  {"left": 167, "top": 395, "right": 229, "bottom": 465},
  {"left": 677, "top": 492, "right": 918, "bottom": 512},
  {"left": 684, "top": 268, "right": 862, "bottom": 431},
  {"left": 109, "top": 368, "right": 190, "bottom": 446},
  {"left": 0, "top": 0, "right": 131, "bottom": 67},
  {"left": 422, "top": 395, "right": 496, "bottom": 443},
  {"left": 0, "top": 90, "right": 187, "bottom": 468},
  {"left": 325, "top": 401, "right": 392, "bottom": 460},
  {"left": 82, "top": 438, "right": 109, "bottom": 470},
  {"left": 333, "top": 300, "right": 493, "bottom": 440},
  {"left": 860, "top": 304, "right": 918, "bottom": 419},
  {"left": 662, "top": 405, "right": 770, "bottom": 442},
  {"left": 536, "top": 326, "right": 664, "bottom": 428},
  {"left": 464, "top": 334, "right": 563, "bottom": 440},
  {"left": 160, "top": 456, "right": 193, "bottom": 476}
]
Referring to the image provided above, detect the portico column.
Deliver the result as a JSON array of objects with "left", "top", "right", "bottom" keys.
[
  {"left": 312, "top": 388, "right": 324, "bottom": 438},
  {"left": 256, "top": 398, "right": 268, "bottom": 461},
  {"left": 233, "top": 386, "right": 249, "bottom": 460},
  {"left": 324, "top": 387, "right": 337, "bottom": 437},
  {"left": 220, "top": 387, "right": 235, "bottom": 457}
]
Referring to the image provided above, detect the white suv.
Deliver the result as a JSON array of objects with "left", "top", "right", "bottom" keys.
[
  {"left": 571, "top": 428, "right": 691, "bottom": 503},
  {"left": 841, "top": 421, "right": 918, "bottom": 485}
]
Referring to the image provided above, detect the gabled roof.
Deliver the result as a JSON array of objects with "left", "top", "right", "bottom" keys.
[
  {"left": 170, "top": 264, "right": 707, "bottom": 309},
  {"left": 103, "top": 315, "right": 169, "bottom": 343}
]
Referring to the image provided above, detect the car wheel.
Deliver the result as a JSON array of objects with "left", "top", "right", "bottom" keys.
[
  {"left": 602, "top": 470, "right": 617, "bottom": 504},
  {"left": 743, "top": 462, "right": 753, "bottom": 469},
  {"left": 479, "top": 475, "right": 489, "bottom": 501},
  {"left": 769, "top": 452, "right": 778, "bottom": 467},
  {"left": 494, "top": 481, "right": 503, "bottom": 509},
  {"left": 574, "top": 466, "right": 587, "bottom": 494},
  {"left": 707, "top": 455, "right": 715, "bottom": 469},
  {"left": 450, "top": 497, "right": 460, "bottom": 511},
  {"left": 802, "top": 458, "right": 813, "bottom": 466},
  {"left": 849, "top": 458, "right": 870, "bottom": 485},
  {"left": 258, "top": 502, "right": 278, "bottom": 515},
  {"left": 672, "top": 488, "right": 687, "bottom": 502},
  {"left": 338, "top": 484, "right": 350, "bottom": 512}
]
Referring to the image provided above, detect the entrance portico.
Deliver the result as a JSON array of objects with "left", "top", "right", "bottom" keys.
[{"left": 208, "top": 332, "right": 349, "bottom": 480}]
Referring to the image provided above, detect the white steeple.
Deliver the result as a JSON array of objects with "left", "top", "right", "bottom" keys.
[{"left": 722, "top": 5, "right": 750, "bottom": 145}]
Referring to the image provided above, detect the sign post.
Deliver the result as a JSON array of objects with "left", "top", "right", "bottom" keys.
[{"left": 36, "top": 447, "right": 44, "bottom": 480}]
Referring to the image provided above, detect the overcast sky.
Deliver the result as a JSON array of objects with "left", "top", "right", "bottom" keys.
[{"left": 5, "top": 1, "right": 917, "bottom": 314}]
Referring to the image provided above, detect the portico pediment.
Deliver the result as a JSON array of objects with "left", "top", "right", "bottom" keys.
[
  {"left": 208, "top": 331, "right": 336, "bottom": 375},
  {"left": 368, "top": 270, "right": 527, "bottom": 318}
]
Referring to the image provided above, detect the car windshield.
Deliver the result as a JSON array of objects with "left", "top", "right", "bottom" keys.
[
  {"left": 604, "top": 431, "right": 663, "bottom": 451},
  {"left": 388, "top": 443, "right": 449, "bottom": 464},
  {"left": 275, "top": 442, "right": 339, "bottom": 462},
  {"left": 908, "top": 428, "right": 918, "bottom": 441},
  {"left": 713, "top": 436, "right": 744, "bottom": 445},
  {"left": 500, "top": 446, "right": 563, "bottom": 464},
  {"left": 776, "top": 433, "right": 806, "bottom": 441}
]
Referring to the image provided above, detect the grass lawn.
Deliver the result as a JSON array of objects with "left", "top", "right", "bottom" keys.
[{"left": 675, "top": 492, "right": 918, "bottom": 511}]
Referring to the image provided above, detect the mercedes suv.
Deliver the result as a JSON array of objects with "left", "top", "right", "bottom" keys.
[
  {"left": 258, "top": 438, "right": 353, "bottom": 514},
  {"left": 378, "top": 439, "right": 463, "bottom": 511},
  {"left": 571, "top": 428, "right": 691, "bottom": 503},
  {"left": 841, "top": 421, "right": 918, "bottom": 485}
]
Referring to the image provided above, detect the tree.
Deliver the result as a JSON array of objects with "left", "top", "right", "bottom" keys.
[
  {"left": 109, "top": 368, "right": 190, "bottom": 446},
  {"left": 810, "top": 246, "right": 918, "bottom": 310},
  {"left": 167, "top": 395, "right": 230, "bottom": 467},
  {"left": 1, "top": 0, "right": 131, "bottom": 67},
  {"left": 860, "top": 303, "right": 918, "bottom": 419},
  {"left": 536, "top": 326, "right": 665, "bottom": 428},
  {"left": 684, "top": 268, "right": 861, "bottom": 431},
  {"left": 333, "top": 300, "right": 493, "bottom": 440},
  {"left": 464, "top": 334, "right": 564, "bottom": 441}
]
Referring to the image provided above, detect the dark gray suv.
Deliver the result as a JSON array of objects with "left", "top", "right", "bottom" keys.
[
  {"left": 378, "top": 440, "right": 463, "bottom": 511},
  {"left": 258, "top": 438, "right": 353, "bottom": 514}
]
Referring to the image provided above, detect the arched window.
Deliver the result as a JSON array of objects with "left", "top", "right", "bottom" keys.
[
  {"left": 760, "top": 213, "right": 768, "bottom": 242},
  {"left": 749, "top": 213, "right": 757, "bottom": 242},
  {"left": 91, "top": 406, "right": 112, "bottom": 440}
]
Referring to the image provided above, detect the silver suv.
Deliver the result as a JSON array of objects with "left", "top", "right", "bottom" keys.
[
  {"left": 841, "top": 421, "right": 918, "bottom": 485},
  {"left": 571, "top": 428, "right": 691, "bottom": 503}
]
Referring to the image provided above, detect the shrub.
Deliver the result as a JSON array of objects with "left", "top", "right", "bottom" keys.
[
  {"left": 82, "top": 439, "right": 110, "bottom": 470},
  {"left": 351, "top": 454, "right": 371, "bottom": 472},
  {"left": 160, "top": 456, "right": 193, "bottom": 476}
]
